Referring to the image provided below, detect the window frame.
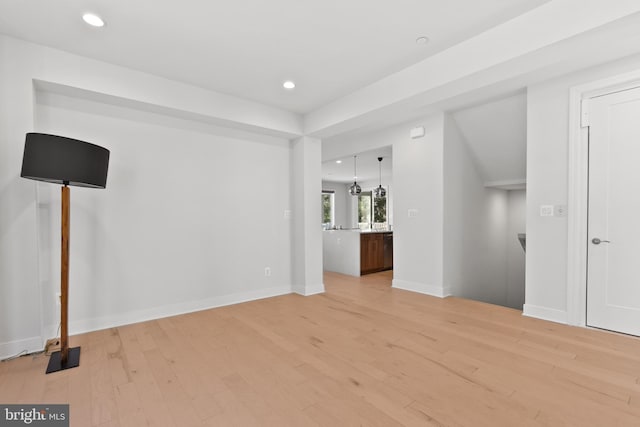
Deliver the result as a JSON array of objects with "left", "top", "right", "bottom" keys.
[{"left": 321, "top": 190, "right": 335, "bottom": 229}]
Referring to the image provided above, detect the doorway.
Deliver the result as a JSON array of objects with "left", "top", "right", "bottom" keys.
[{"left": 321, "top": 147, "right": 393, "bottom": 278}]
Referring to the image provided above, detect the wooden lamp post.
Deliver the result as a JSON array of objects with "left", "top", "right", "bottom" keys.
[{"left": 21, "top": 133, "right": 110, "bottom": 374}]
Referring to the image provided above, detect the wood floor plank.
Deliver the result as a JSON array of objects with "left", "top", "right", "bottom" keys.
[{"left": 3, "top": 270, "right": 640, "bottom": 426}]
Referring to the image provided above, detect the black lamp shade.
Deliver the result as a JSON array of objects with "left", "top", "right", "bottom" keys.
[{"left": 21, "top": 133, "right": 110, "bottom": 188}]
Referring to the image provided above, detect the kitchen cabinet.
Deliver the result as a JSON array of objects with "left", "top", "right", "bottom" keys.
[
  {"left": 383, "top": 232, "right": 393, "bottom": 270},
  {"left": 360, "top": 232, "right": 392, "bottom": 275}
]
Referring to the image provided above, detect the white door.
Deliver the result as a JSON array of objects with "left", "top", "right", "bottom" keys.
[{"left": 587, "top": 86, "right": 640, "bottom": 336}]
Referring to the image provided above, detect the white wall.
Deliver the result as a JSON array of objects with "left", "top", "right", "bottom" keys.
[
  {"left": 507, "top": 189, "right": 526, "bottom": 309},
  {"left": 443, "top": 114, "right": 509, "bottom": 305},
  {"left": 0, "top": 35, "right": 306, "bottom": 359},
  {"left": 443, "top": 114, "right": 484, "bottom": 300},
  {"left": 391, "top": 115, "right": 446, "bottom": 296},
  {"left": 322, "top": 230, "right": 360, "bottom": 276},
  {"left": 481, "top": 189, "right": 510, "bottom": 304},
  {"left": 0, "top": 36, "right": 42, "bottom": 357},
  {"left": 525, "top": 53, "right": 640, "bottom": 323},
  {"left": 33, "top": 91, "right": 293, "bottom": 338},
  {"left": 323, "top": 115, "right": 450, "bottom": 297}
]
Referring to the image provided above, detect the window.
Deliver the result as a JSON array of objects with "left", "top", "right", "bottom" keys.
[
  {"left": 358, "top": 191, "right": 387, "bottom": 230},
  {"left": 321, "top": 191, "right": 335, "bottom": 229},
  {"left": 358, "top": 192, "right": 372, "bottom": 229},
  {"left": 374, "top": 195, "right": 387, "bottom": 224}
]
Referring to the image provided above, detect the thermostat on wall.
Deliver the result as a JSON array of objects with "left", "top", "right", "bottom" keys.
[{"left": 410, "top": 126, "right": 425, "bottom": 139}]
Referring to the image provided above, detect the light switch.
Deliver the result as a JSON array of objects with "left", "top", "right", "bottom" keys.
[
  {"left": 408, "top": 209, "right": 419, "bottom": 218},
  {"left": 540, "top": 205, "right": 554, "bottom": 217},
  {"left": 555, "top": 205, "right": 567, "bottom": 217}
]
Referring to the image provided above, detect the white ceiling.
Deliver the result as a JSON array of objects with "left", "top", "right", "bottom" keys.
[
  {"left": 452, "top": 92, "right": 527, "bottom": 187},
  {"left": 322, "top": 146, "right": 392, "bottom": 184},
  {"left": 2, "top": 0, "right": 639, "bottom": 183},
  {"left": 322, "top": 92, "right": 528, "bottom": 187},
  {"left": 0, "top": 0, "right": 549, "bottom": 114}
]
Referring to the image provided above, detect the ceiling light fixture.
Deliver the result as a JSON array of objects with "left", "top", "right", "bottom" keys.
[
  {"left": 374, "top": 157, "right": 386, "bottom": 198},
  {"left": 82, "top": 13, "right": 105, "bottom": 27},
  {"left": 416, "top": 36, "right": 429, "bottom": 45},
  {"left": 283, "top": 81, "right": 296, "bottom": 90},
  {"left": 349, "top": 156, "right": 361, "bottom": 196}
]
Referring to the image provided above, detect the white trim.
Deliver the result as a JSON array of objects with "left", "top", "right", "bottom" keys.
[
  {"left": 523, "top": 304, "right": 568, "bottom": 325},
  {"left": 42, "top": 285, "right": 293, "bottom": 337},
  {"left": 0, "top": 336, "right": 43, "bottom": 361},
  {"left": 567, "top": 88, "right": 590, "bottom": 327},
  {"left": 392, "top": 279, "right": 451, "bottom": 298},
  {"left": 567, "top": 70, "right": 640, "bottom": 327},
  {"left": 292, "top": 283, "right": 325, "bottom": 296}
]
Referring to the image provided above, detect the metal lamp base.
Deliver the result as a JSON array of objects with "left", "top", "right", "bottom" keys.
[{"left": 46, "top": 347, "right": 81, "bottom": 374}]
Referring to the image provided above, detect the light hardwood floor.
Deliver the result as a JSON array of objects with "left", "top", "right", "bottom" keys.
[{"left": 3, "top": 271, "right": 640, "bottom": 426}]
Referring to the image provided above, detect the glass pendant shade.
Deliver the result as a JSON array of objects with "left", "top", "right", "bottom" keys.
[
  {"left": 350, "top": 182, "right": 362, "bottom": 195},
  {"left": 350, "top": 155, "right": 361, "bottom": 196},
  {"left": 374, "top": 156, "right": 386, "bottom": 198}
]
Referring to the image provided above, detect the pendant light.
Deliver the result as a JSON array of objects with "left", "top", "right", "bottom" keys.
[
  {"left": 374, "top": 157, "right": 386, "bottom": 198},
  {"left": 349, "top": 155, "right": 361, "bottom": 196}
]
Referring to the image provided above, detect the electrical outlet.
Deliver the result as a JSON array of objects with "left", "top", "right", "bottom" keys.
[
  {"left": 264, "top": 267, "right": 271, "bottom": 277},
  {"left": 284, "top": 210, "right": 291, "bottom": 219}
]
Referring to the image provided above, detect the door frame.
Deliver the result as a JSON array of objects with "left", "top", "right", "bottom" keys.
[{"left": 567, "top": 70, "right": 640, "bottom": 327}]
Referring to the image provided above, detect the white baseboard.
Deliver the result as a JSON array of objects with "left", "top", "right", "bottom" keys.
[
  {"left": 293, "top": 283, "right": 325, "bottom": 296},
  {"left": 43, "top": 285, "right": 294, "bottom": 338},
  {"left": 392, "top": 279, "right": 451, "bottom": 298},
  {"left": 0, "top": 336, "right": 44, "bottom": 361},
  {"left": 523, "top": 304, "right": 568, "bottom": 325}
]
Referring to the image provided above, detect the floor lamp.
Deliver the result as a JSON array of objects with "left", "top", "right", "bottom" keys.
[{"left": 21, "top": 133, "right": 110, "bottom": 374}]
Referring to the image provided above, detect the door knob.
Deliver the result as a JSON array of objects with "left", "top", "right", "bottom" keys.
[{"left": 592, "top": 238, "right": 611, "bottom": 245}]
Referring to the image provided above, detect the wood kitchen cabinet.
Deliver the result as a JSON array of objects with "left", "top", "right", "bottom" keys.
[
  {"left": 360, "top": 232, "right": 393, "bottom": 275},
  {"left": 383, "top": 232, "right": 393, "bottom": 270}
]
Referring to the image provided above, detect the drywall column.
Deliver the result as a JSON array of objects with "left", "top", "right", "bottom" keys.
[
  {"left": 291, "top": 136, "right": 324, "bottom": 295},
  {"left": 392, "top": 114, "right": 447, "bottom": 297}
]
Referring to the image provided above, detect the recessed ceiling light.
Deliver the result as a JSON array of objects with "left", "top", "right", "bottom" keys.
[
  {"left": 416, "top": 36, "right": 429, "bottom": 45},
  {"left": 336, "top": 160, "right": 342, "bottom": 164},
  {"left": 82, "top": 13, "right": 105, "bottom": 27},
  {"left": 283, "top": 81, "right": 296, "bottom": 90}
]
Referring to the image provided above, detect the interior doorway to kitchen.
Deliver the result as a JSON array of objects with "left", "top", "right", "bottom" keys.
[{"left": 321, "top": 146, "right": 394, "bottom": 280}]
